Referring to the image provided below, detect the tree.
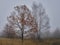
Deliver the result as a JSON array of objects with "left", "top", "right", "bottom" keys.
[
  {"left": 32, "top": 2, "right": 50, "bottom": 39},
  {"left": 7, "top": 5, "right": 38, "bottom": 45},
  {"left": 53, "top": 28, "right": 60, "bottom": 38},
  {"left": 2, "top": 24, "right": 16, "bottom": 38}
]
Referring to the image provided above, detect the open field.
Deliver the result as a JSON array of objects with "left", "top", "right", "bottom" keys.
[{"left": 0, "top": 38, "right": 60, "bottom": 45}]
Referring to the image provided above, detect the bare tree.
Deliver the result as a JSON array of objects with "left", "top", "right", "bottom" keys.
[
  {"left": 3, "top": 24, "right": 16, "bottom": 38},
  {"left": 7, "top": 5, "right": 38, "bottom": 45},
  {"left": 32, "top": 2, "right": 50, "bottom": 39},
  {"left": 53, "top": 28, "right": 60, "bottom": 38}
]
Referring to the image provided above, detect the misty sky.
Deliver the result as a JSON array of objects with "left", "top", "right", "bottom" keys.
[{"left": 0, "top": 0, "right": 60, "bottom": 31}]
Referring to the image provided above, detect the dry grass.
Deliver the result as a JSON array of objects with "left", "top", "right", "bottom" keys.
[{"left": 0, "top": 38, "right": 60, "bottom": 45}]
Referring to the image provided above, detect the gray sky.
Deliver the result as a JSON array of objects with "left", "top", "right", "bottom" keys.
[{"left": 0, "top": 0, "right": 60, "bottom": 31}]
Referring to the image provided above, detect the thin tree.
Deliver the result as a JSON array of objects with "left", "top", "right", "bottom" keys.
[{"left": 32, "top": 2, "right": 50, "bottom": 39}]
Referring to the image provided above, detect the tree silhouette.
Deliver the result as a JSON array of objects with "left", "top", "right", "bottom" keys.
[
  {"left": 3, "top": 24, "right": 16, "bottom": 38},
  {"left": 32, "top": 2, "right": 50, "bottom": 39},
  {"left": 7, "top": 5, "right": 38, "bottom": 45}
]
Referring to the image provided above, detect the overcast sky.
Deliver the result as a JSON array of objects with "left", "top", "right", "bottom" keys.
[{"left": 0, "top": 0, "right": 60, "bottom": 31}]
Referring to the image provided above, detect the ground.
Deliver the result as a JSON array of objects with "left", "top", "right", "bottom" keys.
[{"left": 0, "top": 38, "right": 60, "bottom": 45}]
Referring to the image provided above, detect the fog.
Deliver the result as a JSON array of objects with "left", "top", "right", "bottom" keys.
[{"left": 0, "top": 0, "right": 60, "bottom": 34}]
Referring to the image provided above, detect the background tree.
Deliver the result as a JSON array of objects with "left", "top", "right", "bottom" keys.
[
  {"left": 2, "top": 24, "right": 16, "bottom": 38},
  {"left": 32, "top": 2, "right": 50, "bottom": 39},
  {"left": 52, "top": 28, "right": 60, "bottom": 38}
]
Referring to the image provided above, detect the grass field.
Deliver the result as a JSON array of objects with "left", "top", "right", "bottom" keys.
[{"left": 0, "top": 38, "right": 60, "bottom": 45}]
